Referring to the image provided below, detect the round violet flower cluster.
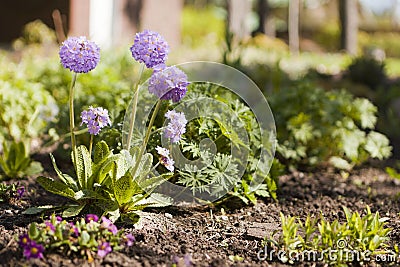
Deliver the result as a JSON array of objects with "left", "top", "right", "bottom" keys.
[
  {"left": 148, "top": 66, "right": 190, "bottom": 102},
  {"left": 156, "top": 146, "right": 175, "bottom": 172},
  {"left": 80, "top": 106, "right": 112, "bottom": 135},
  {"left": 130, "top": 30, "right": 169, "bottom": 68},
  {"left": 59, "top": 36, "right": 100, "bottom": 73},
  {"left": 164, "top": 110, "right": 187, "bottom": 143}
]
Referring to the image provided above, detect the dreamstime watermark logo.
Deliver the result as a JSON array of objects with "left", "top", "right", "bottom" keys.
[
  {"left": 122, "top": 61, "right": 276, "bottom": 205},
  {"left": 257, "top": 239, "right": 398, "bottom": 263}
]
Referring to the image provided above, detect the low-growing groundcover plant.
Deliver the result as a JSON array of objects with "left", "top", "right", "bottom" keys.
[
  {"left": 262, "top": 206, "right": 391, "bottom": 265},
  {"left": 268, "top": 83, "right": 392, "bottom": 171},
  {"left": 19, "top": 214, "right": 135, "bottom": 262}
]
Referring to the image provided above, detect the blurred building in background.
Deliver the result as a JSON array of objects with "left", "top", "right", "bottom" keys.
[{"left": 0, "top": 0, "right": 184, "bottom": 48}]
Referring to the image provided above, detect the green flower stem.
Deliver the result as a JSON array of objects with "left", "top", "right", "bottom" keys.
[
  {"left": 131, "top": 100, "right": 162, "bottom": 179},
  {"left": 126, "top": 63, "right": 145, "bottom": 150},
  {"left": 89, "top": 134, "right": 94, "bottom": 159},
  {"left": 69, "top": 72, "right": 78, "bottom": 170}
]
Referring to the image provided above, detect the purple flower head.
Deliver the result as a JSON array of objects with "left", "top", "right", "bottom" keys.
[
  {"left": 16, "top": 186, "right": 25, "bottom": 199},
  {"left": 130, "top": 30, "right": 169, "bottom": 68},
  {"left": 164, "top": 110, "right": 187, "bottom": 143},
  {"left": 85, "top": 214, "right": 99, "bottom": 223},
  {"left": 124, "top": 233, "right": 135, "bottom": 247},
  {"left": 80, "top": 106, "right": 111, "bottom": 135},
  {"left": 59, "top": 36, "right": 100, "bottom": 73},
  {"left": 18, "top": 234, "right": 31, "bottom": 248},
  {"left": 101, "top": 216, "right": 118, "bottom": 235},
  {"left": 148, "top": 66, "right": 190, "bottom": 102},
  {"left": 23, "top": 241, "right": 44, "bottom": 260},
  {"left": 156, "top": 146, "right": 175, "bottom": 172},
  {"left": 97, "top": 241, "right": 112, "bottom": 258}
]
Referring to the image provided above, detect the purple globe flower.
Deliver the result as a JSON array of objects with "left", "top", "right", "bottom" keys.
[
  {"left": 130, "top": 30, "right": 169, "bottom": 68},
  {"left": 59, "top": 36, "right": 100, "bottom": 73},
  {"left": 164, "top": 110, "right": 187, "bottom": 143},
  {"left": 80, "top": 106, "right": 111, "bottom": 135},
  {"left": 148, "top": 66, "right": 190, "bottom": 102},
  {"left": 156, "top": 146, "right": 175, "bottom": 172}
]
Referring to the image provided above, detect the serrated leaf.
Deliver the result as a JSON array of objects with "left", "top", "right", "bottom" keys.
[
  {"left": 50, "top": 154, "right": 78, "bottom": 191},
  {"left": 94, "top": 141, "right": 110, "bottom": 164},
  {"left": 134, "top": 193, "right": 173, "bottom": 208},
  {"left": 22, "top": 205, "right": 57, "bottom": 215},
  {"left": 62, "top": 204, "right": 85, "bottom": 217},
  {"left": 138, "top": 173, "right": 172, "bottom": 193},
  {"left": 134, "top": 153, "right": 153, "bottom": 183},
  {"left": 74, "top": 145, "right": 92, "bottom": 188},
  {"left": 114, "top": 172, "right": 138, "bottom": 205},
  {"left": 365, "top": 131, "right": 392, "bottom": 160},
  {"left": 37, "top": 176, "right": 76, "bottom": 199}
]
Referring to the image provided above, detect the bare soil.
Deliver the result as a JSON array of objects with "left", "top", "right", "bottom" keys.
[{"left": 1, "top": 161, "right": 400, "bottom": 267}]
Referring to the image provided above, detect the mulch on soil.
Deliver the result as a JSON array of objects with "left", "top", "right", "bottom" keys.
[{"left": 1, "top": 163, "right": 399, "bottom": 266}]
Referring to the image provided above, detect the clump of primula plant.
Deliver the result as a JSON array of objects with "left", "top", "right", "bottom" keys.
[
  {"left": 34, "top": 30, "right": 189, "bottom": 221},
  {"left": 19, "top": 214, "right": 135, "bottom": 262}
]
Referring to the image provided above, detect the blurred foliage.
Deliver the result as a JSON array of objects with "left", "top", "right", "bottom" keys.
[
  {"left": 181, "top": 5, "right": 226, "bottom": 48},
  {"left": 347, "top": 56, "right": 386, "bottom": 89},
  {"left": 267, "top": 83, "right": 392, "bottom": 170}
]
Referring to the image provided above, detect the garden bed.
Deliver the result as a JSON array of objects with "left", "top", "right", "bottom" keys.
[{"left": 1, "top": 161, "right": 399, "bottom": 266}]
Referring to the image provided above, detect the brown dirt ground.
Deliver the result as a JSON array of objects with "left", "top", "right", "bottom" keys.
[{"left": 1, "top": 161, "right": 400, "bottom": 267}]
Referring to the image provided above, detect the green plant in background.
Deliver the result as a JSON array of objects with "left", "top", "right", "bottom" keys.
[
  {"left": 0, "top": 78, "right": 56, "bottom": 178},
  {"left": 268, "top": 83, "right": 392, "bottom": 170},
  {"left": 347, "top": 56, "right": 386, "bottom": 90},
  {"left": 19, "top": 214, "right": 135, "bottom": 261},
  {"left": 264, "top": 206, "right": 391, "bottom": 265},
  {"left": 0, "top": 182, "right": 25, "bottom": 203},
  {"left": 0, "top": 141, "right": 43, "bottom": 179}
]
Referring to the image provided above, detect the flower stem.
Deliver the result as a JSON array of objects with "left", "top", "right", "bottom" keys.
[
  {"left": 131, "top": 100, "right": 162, "bottom": 179},
  {"left": 69, "top": 72, "right": 78, "bottom": 170},
  {"left": 126, "top": 63, "right": 145, "bottom": 150},
  {"left": 89, "top": 134, "right": 94, "bottom": 158}
]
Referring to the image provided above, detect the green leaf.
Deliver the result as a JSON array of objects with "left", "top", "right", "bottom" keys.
[
  {"left": 134, "top": 193, "right": 173, "bottom": 208},
  {"left": 74, "top": 145, "right": 92, "bottom": 188},
  {"left": 134, "top": 153, "right": 153, "bottom": 182},
  {"left": 22, "top": 205, "right": 57, "bottom": 215},
  {"left": 138, "top": 173, "right": 172, "bottom": 193},
  {"left": 29, "top": 223, "right": 39, "bottom": 239},
  {"left": 365, "top": 131, "right": 392, "bottom": 160},
  {"left": 37, "top": 176, "right": 76, "bottom": 199},
  {"left": 62, "top": 204, "right": 85, "bottom": 217},
  {"left": 94, "top": 141, "right": 110, "bottom": 164},
  {"left": 114, "top": 172, "right": 138, "bottom": 205},
  {"left": 328, "top": 156, "right": 353, "bottom": 171},
  {"left": 50, "top": 154, "right": 78, "bottom": 191},
  {"left": 24, "top": 161, "right": 44, "bottom": 176}
]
